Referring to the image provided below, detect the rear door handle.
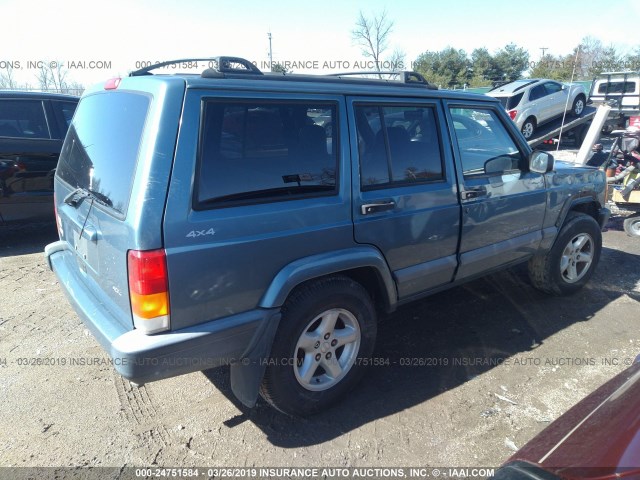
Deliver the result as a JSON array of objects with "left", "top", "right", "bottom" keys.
[
  {"left": 460, "top": 186, "right": 487, "bottom": 200},
  {"left": 361, "top": 201, "right": 396, "bottom": 215}
]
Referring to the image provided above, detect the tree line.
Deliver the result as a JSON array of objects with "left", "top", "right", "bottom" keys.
[
  {"left": 414, "top": 37, "right": 640, "bottom": 89},
  {"left": 352, "top": 10, "right": 640, "bottom": 89},
  {"left": 0, "top": 62, "right": 84, "bottom": 95}
]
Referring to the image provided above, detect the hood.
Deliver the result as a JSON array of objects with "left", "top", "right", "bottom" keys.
[{"left": 507, "top": 360, "right": 640, "bottom": 479}]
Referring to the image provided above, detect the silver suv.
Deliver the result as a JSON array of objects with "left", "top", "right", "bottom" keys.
[{"left": 486, "top": 79, "right": 587, "bottom": 140}]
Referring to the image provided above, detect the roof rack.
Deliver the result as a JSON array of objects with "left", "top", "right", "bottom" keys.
[
  {"left": 327, "top": 70, "right": 433, "bottom": 86},
  {"left": 129, "top": 56, "right": 262, "bottom": 77}
]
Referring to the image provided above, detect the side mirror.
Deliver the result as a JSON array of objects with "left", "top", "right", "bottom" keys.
[
  {"left": 561, "top": 84, "right": 567, "bottom": 90},
  {"left": 530, "top": 150, "right": 554, "bottom": 174}
]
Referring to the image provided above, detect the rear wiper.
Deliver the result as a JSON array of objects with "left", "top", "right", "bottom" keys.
[{"left": 63, "top": 187, "right": 113, "bottom": 208}]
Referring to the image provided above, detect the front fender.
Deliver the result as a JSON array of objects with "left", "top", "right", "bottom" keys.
[
  {"left": 556, "top": 193, "right": 600, "bottom": 228},
  {"left": 540, "top": 193, "right": 609, "bottom": 254},
  {"left": 258, "top": 246, "right": 397, "bottom": 310}
]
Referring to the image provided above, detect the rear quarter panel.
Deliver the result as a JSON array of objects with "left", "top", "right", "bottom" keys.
[{"left": 162, "top": 89, "right": 357, "bottom": 330}]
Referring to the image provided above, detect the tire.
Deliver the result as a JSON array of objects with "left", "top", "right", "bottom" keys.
[
  {"left": 521, "top": 118, "right": 536, "bottom": 140},
  {"left": 623, "top": 214, "right": 640, "bottom": 237},
  {"left": 260, "top": 275, "right": 377, "bottom": 416},
  {"left": 528, "top": 212, "right": 602, "bottom": 295},
  {"left": 571, "top": 95, "right": 586, "bottom": 117}
]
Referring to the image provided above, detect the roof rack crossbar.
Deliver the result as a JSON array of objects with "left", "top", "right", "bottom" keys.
[{"left": 129, "top": 56, "right": 262, "bottom": 77}]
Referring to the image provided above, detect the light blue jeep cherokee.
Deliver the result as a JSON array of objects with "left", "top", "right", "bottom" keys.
[{"left": 45, "top": 57, "right": 609, "bottom": 416}]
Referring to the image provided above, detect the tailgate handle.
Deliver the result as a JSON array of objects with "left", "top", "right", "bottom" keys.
[
  {"left": 361, "top": 201, "right": 396, "bottom": 215},
  {"left": 81, "top": 225, "right": 100, "bottom": 243}
]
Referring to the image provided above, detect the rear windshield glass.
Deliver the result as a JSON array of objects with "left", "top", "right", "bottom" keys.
[
  {"left": 597, "top": 81, "right": 637, "bottom": 94},
  {"left": 56, "top": 92, "right": 150, "bottom": 215}
]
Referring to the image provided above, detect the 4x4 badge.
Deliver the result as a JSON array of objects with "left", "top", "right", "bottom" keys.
[{"left": 186, "top": 228, "right": 216, "bottom": 238}]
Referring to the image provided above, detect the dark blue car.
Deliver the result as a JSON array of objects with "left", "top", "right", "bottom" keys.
[{"left": 0, "top": 91, "right": 78, "bottom": 223}]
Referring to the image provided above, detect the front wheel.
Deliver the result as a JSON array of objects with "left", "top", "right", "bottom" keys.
[
  {"left": 260, "top": 276, "right": 377, "bottom": 416},
  {"left": 624, "top": 214, "right": 640, "bottom": 237},
  {"left": 571, "top": 95, "right": 586, "bottom": 117},
  {"left": 528, "top": 212, "right": 602, "bottom": 295},
  {"left": 521, "top": 118, "right": 536, "bottom": 140}
]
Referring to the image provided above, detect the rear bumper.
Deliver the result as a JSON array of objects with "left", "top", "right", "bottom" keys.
[{"left": 45, "top": 241, "right": 279, "bottom": 384}]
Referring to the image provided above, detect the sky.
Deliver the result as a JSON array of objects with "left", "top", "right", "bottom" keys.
[{"left": 1, "top": 0, "right": 639, "bottom": 88}]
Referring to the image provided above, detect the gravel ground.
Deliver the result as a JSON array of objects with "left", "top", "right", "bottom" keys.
[{"left": 0, "top": 215, "right": 639, "bottom": 473}]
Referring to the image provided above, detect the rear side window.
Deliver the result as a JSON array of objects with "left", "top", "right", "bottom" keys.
[
  {"left": 56, "top": 101, "right": 77, "bottom": 130},
  {"left": 56, "top": 92, "right": 150, "bottom": 216},
  {"left": 196, "top": 100, "right": 338, "bottom": 207},
  {"left": 0, "top": 100, "right": 50, "bottom": 139},
  {"left": 506, "top": 92, "right": 524, "bottom": 110},
  {"left": 354, "top": 104, "right": 444, "bottom": 189}
]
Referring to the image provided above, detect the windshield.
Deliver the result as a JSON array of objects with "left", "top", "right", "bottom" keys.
[{"left": 56, "top": 91, "right": 150, "bottom": 216}]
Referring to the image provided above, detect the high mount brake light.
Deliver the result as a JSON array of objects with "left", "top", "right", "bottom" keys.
[{"left": 104, "top": 78, "right": 121, "bottom": 90}]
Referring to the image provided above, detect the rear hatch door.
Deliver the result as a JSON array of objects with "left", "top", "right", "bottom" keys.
[{"left": 55, "top": 87, "right": 159, "bottom": 330}]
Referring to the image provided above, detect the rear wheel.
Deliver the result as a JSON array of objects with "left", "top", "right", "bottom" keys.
[
  {"left": 623, "top": 214, "right": 640, "bottom": 237},
  {"left": 521, "top": 118, "right": 536, "bottom": 140},
  {"left": 571, "top": 95, "right": 586, "bottom": 117},
  {"left": 260, "top": 276, "right": 377, "bottom": 416},
  {"left": 528, "top": 212, "right": 602, "bottom": 295}
]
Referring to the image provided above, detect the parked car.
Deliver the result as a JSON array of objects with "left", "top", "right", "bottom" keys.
[
  {"left": 491, "top": 355, "right": 640, "bottom": 479},
  {"left": 45, "top": 57, "right": 608, "bottom": 416},
  {"left": 0, "top": 91, "right": 79, "bottom": 223},
  {"left": 588, "top": 71, "right": 640, "bottom": 132},
  {"left": 486, "top": 79, "right": 587, "bottom": 140}
]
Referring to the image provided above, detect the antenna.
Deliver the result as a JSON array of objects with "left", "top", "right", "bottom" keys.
[{"left": 268, "top": 31, "right": 273, "bottom": 72}]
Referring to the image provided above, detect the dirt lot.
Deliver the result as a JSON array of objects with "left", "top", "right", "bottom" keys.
[{"left": 1, "top": 215, "right": 639, "bottom": 472}]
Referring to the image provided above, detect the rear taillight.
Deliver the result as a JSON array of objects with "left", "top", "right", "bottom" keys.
[
  {"left": 128, "top": 249, "right": 170, "bottom": 334},
  {"left": 508, "top": 109, "right": 517, "bottom": 120},
  {"left": 53, "top": 193, "right": 63, "bottom": 238},
  {"left": 104, "top": 77, "right": 121, "bottom": 90}
]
